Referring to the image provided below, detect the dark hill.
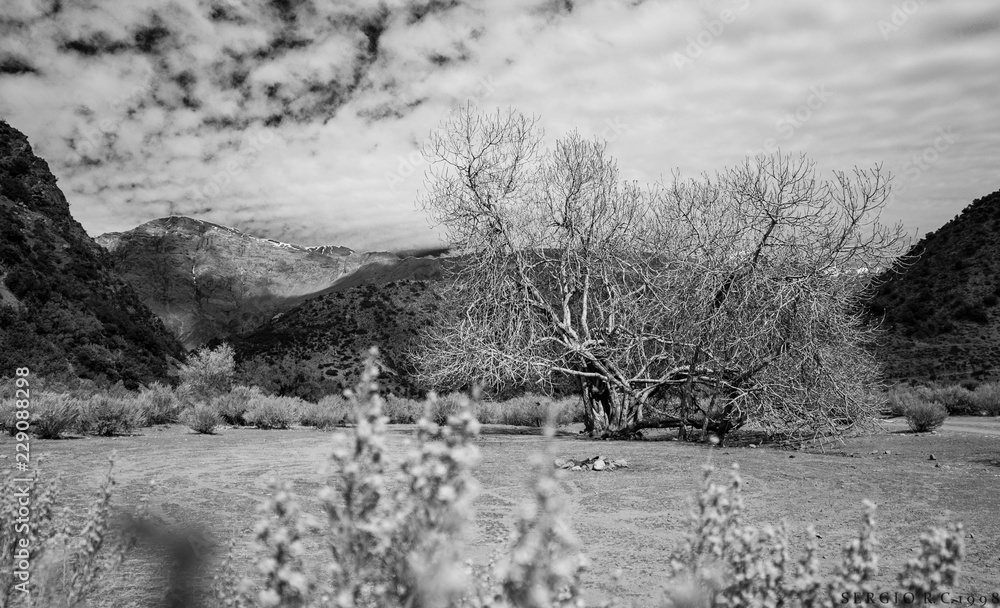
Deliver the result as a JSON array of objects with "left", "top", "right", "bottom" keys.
[
  {"left": 869, "top": 188, "right": 1000, "bottom": 383},
  {"left": 0, "top": 120, "right": 183, "bottom": 387},
  {"left": 230, "top": 279, "right": 443, "bottom": 400}
]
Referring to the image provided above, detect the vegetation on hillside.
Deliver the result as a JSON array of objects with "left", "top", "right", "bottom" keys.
[
  {"left": 868, "top": 189, "right": 1000, "bottom": 382},
  {"left": 230, "top": 280, "right": 441, "bottom": 400},
  {"left": 0, "top": 120, "right": 183, "bottom": 388}
]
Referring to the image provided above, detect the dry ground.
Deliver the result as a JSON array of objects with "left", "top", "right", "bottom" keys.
[{"left": 11, "top": 417, "right": 1000, "bottom": 607}]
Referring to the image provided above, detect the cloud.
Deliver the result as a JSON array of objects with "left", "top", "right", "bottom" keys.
[{"left": 0, "top": 0, "right": 997, "bottom": 252}]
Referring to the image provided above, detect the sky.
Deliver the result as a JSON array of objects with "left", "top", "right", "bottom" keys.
[{"left": 0, "top": 0, "right": 998, "bottom": 253}]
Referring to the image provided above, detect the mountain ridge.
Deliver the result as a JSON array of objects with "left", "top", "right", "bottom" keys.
[{"left": 97, "top": 215, "right": 446, "bottom": 350}]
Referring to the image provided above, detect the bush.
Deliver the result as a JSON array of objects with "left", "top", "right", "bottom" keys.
[
  {"left": 212, "top": 385, "right": 264, "bottom": 425},
  {"left": 383, "top": 393, "right": 425, "bottom": 423},
  {"left": 178, "top": 343, "right": 235, "bottom": 401},
  {"left": 428, "top": 391, "right": 468, "bottom": 426},
  {"left": 886, "top": 385, "right": 925, "bottom": 417},
  {"left": 887, "top": 383, "right": 982, "bottom": 418},
  {"left": 969, "top": 382, "right": 1000, "bottom": 416},
  {"left": 30, "top": 392, "right": 80, "bottom": 439},
  {"left": 904, "top": 399, "right": 948, "bottom": 432},
  {"left": 299, "top": 395, "right": 350, "bottom": 429},
  {"left": 180, "top": 404, "right": 221, "bottom": 434},
  {"left": 77, "top": 395, "right": 142, "bottom": 436},
  {"left": 492, "top": 393, "right": 584, "bottom": 427},
  {"left": 928, "top": 384, "right": 977, "bottom": 415},
  {"left": 137, "top": 382, "right": 181, "bottom": 425},
  {"left": 245, "top": 395, "right": 301, "bottom": 429},
  {"left": 1, "top": 463, "right": 130, "bottom": 608}
]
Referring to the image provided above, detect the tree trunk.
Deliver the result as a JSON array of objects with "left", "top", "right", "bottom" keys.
[{"left": 581, "top": 377, "right": 642, "bottom": 436}]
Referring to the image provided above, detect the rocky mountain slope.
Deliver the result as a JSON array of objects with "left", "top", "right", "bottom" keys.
[
  {"left": 0, "top": 120, "right": 184, "bottom": 387},
  {"left": 96, "top": 217, "right": 425, "bottom": 349},
  {"left": 868, "top": 188, "right": 1000, "bottom": 383}
]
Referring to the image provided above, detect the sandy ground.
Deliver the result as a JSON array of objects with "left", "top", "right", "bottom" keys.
[{"left": 10, "top": 416, "right": 1000, "bottom": 607}]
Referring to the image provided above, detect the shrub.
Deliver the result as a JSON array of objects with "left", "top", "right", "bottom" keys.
[
  {"left": 1, "top": 462, "right": 130, "bottom": 607},
  {"left": 212, "top": 385, "right": 264, "bottom": 425},
  {"left": 77, "top": 395, "right": 142, "bottom": 436},
  {"left": 30, "top": 392, "right": 80, "bottom": 439},
  {"left": 492, "top": 393, "right": 584, "bottom": 427},
  {"left": 178, "top": 343, "right": 235, "bottom": 401},
  {"left": 180, "top": 404, "right": 221, "bottom": 434},
  {"left": 428, "top": 391, "right": 469, "bottom": 426},
  {"left": 494, "top": 394, "right": 547, "bottom": 426},
  {"left": 215, "top": 353, "right": 482, "bottom": 608},
  {"left": 663, "top": 466, "right": 964, "bottom": 606},
  {"left": 904, "top": 399, "right": 948, "bottom": 432},
  {"left": 928, "top": 384, "right": 977, "bottom": 415},
  {"left": 969, "top": 382, "right": 1000, "bottom": 416},
  {"left": 137, "top": 382, "right": 181, "bottom": 425},
  {"left": 383, "top": 393, "right": 425, "bottom": 423},
  {"left": 245, "top": 395, "right": 300, "bottom": 429},
  {"left": 299, "top": 396, "right": 350, "bottom": 429}
]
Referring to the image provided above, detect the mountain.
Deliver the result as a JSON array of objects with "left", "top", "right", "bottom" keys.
[
  {"left": 868, "top": 188, "right": 1000, "bottom": 383},
  {"left": 0, "top": 120, "right": 184, "bottom": 387},
  {"left": 231, "top": 278, "right": 444, "bottom": 400},
  {"left": 96, "top": 217, "right": 418, "bottom": 349}
]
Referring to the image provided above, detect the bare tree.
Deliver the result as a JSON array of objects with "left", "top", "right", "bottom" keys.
[{"left": 417, "top": 106, "right": 906, "bottom": 442}]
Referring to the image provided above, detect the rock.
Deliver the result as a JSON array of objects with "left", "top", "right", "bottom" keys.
[
  {"left": 749, "top": 444, "right": 757, "bottom": 448},
  {"left": 571, "top": 465, "right": 582, "bottom": 471},
  {"left": 553, "top": 459, "right": 567, "bottom": 469},
  {"left": 928, "top": 454, "right": 936, "bottom": 460},
  {"left": 935, "top": 464, "right": 941, "bottom": 468},
  {"left": 884, "top": 450, "right": 891, "bottom": 455},
  {"left": 789, "top": 455, "right": 795, "bottom": 458},
  {"left": 592, "top": 459, "right": 607, "bottom": 471}
]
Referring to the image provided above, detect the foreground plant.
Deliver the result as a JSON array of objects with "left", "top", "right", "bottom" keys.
[
  {"left": 0, "top": 460, "right": 132, "bottom": 608},
  {"left": 218, "top": 350, "right": 481, "bottom": 608},
  {"left": 662, "top": 466, "right": 966, "bottom": 608}
]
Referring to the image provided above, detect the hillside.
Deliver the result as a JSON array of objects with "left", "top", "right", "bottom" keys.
[
  {"left": 97, "top": 217, "right": 407, "bottom": 349},
  {"left": 868, "top": 188, "right": 1000, "bottom": 383},
  {"left": 230, "top": 279, "right": 443, "bottom": 400},
  {"left": 0, "top": 120, "right": 183, "bottom": 387}
]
